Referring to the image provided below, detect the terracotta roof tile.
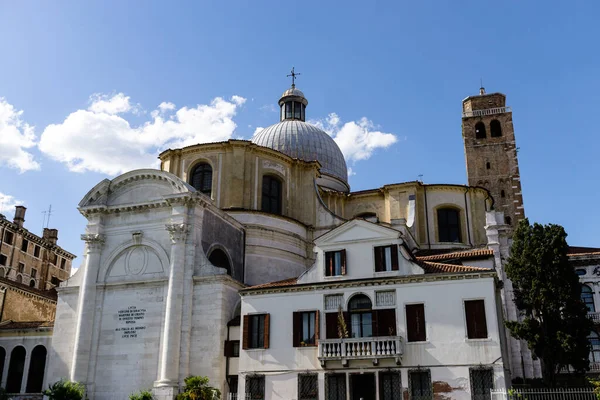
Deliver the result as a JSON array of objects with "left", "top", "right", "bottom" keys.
[
  {"left": 416, "top": 249, "right": 494, "bottom": 261},
  {"left": 419, "top": 261, "right": 492, "bottom": 274},
  {"left": 245, "top": 277, "right": 298, "bottom": 290},
  {"left": 0, "top": 320, "right": 53, "bottom": 330}
]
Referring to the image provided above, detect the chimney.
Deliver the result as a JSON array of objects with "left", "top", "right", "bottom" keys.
[
  {"left": 13, "top": 206, "right": 26, "bottom": 228},
  {"left": 43, "top": 228, "right": 59, "bottom": 245}
]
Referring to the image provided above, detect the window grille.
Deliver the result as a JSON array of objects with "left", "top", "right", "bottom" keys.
[
  {"left": 380, "top": 371, "right": 402, "bottom": 400},
  {"left": 326, "top": 373, "right": 346, "bottom": 400},
  {"left": 246, "top": 376, "right": 265, "bottom": 400},
  {"left": 324, "top": 294, "right": 343, "bottom": 311},
  {"left": 470, "top": 368, "right": 493, "bottom": 400},
  {"left": 298, "top": 374, "right": 318, "bottom": 400},
  {"left": 409, "top": 369, "right": 432, "bottom": 400},
  {"left": 376, "top": 291, "right": 396, "bottom": 307}
]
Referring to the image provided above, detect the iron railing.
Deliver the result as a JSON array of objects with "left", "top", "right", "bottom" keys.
[
  {"left": 491, "top": 388, "right": 596, "bottom": 400},
  {"left": 588, "top": 312, "right": 600, "bottom": 323},
  {"left": 462, "top": 107, "right": 511, "bottom": 118}
]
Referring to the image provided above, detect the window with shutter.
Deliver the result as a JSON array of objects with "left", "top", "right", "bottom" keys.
[
  {"left": 325, "top": 250, "right": 346, "bottom": 276},
  {"left": 374, "top": 245, "right": 399, "bottom": 272},
  {"left": 224, "top": 340, "right": 240, "bottom": 357},
  {"left": 293, "top": 311, "right": 319, "bottom": 347},
  {"left": 375, "top": 309, "right": 397, "bottom": 336},
  {"left": 406, "top": 304, "right": 426, "bottom": 342},
  {"left": 244, "top": 314, "right": 270, "bottom": 349},
  {"left": 465, "top": 300, "right": 488, "bottom": 339}
]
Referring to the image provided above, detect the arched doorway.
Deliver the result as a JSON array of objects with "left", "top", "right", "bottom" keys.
[
  {"left": 26, "top": 345, "right": 47, "bottom": 393},
  {"left": 6, "top": 346, "right": 26, "bottom": 393},
  {"left": 208, "top": 248, "right": 231, "bottom": 275}
]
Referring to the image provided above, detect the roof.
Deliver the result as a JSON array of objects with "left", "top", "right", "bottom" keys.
[
  {"left": 416, "top": 248, "right": 494, "bottom": 262},
  {"left": 0, "top": 320, "right": 53, "bottom": 330},
  {"left": 0, "top": 277, "right": 58, "bottom": 301},
  {"left": 568, "top": 246, "right": 600, "bottom": 257},
  {"left": 243, "top": 262, "right": 492, "bottom": 292}
]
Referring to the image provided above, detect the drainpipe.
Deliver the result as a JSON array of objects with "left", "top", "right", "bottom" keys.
[
  {"left": 423, "top": 185, "right": 431, "bottom": 249},
  {"left": 464, "top": 188, "right": 473, "bottom": 247}
]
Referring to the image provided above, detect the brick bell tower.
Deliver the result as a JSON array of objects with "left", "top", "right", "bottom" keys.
[{"left": 462, "top": 87, "right": 524, "bottom": 227}]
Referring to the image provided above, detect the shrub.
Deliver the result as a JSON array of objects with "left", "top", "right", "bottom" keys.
[
  {"left": 176, "top": 376, "right": 221, "bottom": 400},
  {"left": 130, "top": 389, "right": 154, "bottom": 400},
  {"left": 43, "top": 379, "right": 85, "bottom": 400},
  {"left": 0, "top": 387, "right": 10, "bottom": 400}
]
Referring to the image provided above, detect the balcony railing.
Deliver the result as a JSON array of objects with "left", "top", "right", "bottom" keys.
[
  {"left": 588, "top": 312, "right": 600, "bottom": 323},
  {"left": 318, "top": 335, "right": 402, "bottom": 366},
  {"left": 462, "top": 106, "right": 511, "bottom": 118}
]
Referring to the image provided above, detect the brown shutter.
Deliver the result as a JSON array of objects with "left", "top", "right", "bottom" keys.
[
  {"left": 372, "top": 309, "right": 379, "bottom": 336},
  {"left": 376, "top": 309, "right": 397, "bottom": 336},
  {"left": 315, "top": 310, "right": 320, "bottom": 343},
  {"left": 326, "top": 312, "right": 337, "bottom": 339},
  {"left": 293, "top": 312, "right": 301, "bottom": 347},
  {"left": 242, "top": 315, "right": 250, "bottom": 350},
  {"left": 406, "top": 304, "right": 426, "bottom": 342},
  {"left": 224, "top": 340, "right": 233, "bottom": 357},
  {"left": 374, "top": 246, "right": 383, "bottom": 272},
  {"left": 391, "top": 245, "right": 399, "bottom": 271},
  {"left": 325, "top": 252, "right": 332, "bottom": 276},
  {"left": 465, "top": 300, "right": 487, "bottom": 339},
  {"left": 263, "top": 313, "right": 270, "bottom": 349},
  {"left": 343, "top": 312, "right": 350, "bottom": 337},
  {"left": 341, "top": 249, "right": 347, "bottom": 275}
]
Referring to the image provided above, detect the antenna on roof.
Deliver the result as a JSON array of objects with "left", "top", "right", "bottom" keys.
[
  {"left": 418, "top": 174, "right": 424, "bottom": 182},
  {"left": 42, "top": 204, "right": 52, "bottom": 229},
  {"left": 479, "top": 78, "right": 486, "bottom": 95}
]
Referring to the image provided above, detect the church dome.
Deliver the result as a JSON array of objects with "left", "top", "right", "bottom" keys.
[{"left": 252, "top": 80, "right": 349, "bottom": 189}]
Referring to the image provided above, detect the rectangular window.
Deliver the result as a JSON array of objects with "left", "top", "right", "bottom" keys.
[
  {"left": 243, "top": 314, "right": 270, "bottom": 349},
  {"left": 3, "top": 231, "right": 14, "bottom": 245},
  {"left": 325, "top": 250, "right": 346, "bottom": 276},
  {"left": 31, "top": 268, "right": 37, "bottom": 278},
  {"left": 246, "top": 375, "right": 265, "bottom": 400},
  {"left": 406, "top": 304, "right": 426, "bottom": 342},
  {"left": 465, "top": 300, "right": 488, "bottom": 339},
  {"left": 438, "top": 208, "right": 462, "bottom": 243},
  {"left": 21, "top": 239, "right": 29, "bottom": 252},
  {"left": 34, "top": 245, "right": 40, "bottom": 258},
  {"left": 470, "top": 368, "right": 493, "bottom": 400},
  {"left": 380, "top": 371, "right": 402, "bottom": 400},
  {"left": 325, "top": 311, "right": 348, "bottom": 339},
  {"left": 51, "top": 276, "right": 61, "bottom": 286},
  {"left": 293, "top": 311, "right": 319, "bottom": 346},
  {"left": 298, "top": 374, "right": 318, "bottom": 400},
  {"left": 375, "top": 309, "right": 397, "bottom": 337},
  {"left": 224, "top": 340, "right": 240, "bottom": 357},
  {"left": 326, "top": 373, "right": 346, "bottom": 400},
  {"left": 374, "top": 244, "right": 399, "bottom": 272},
  {"left": 409, "top": 370, "right": 432, "bottom": 400},
  {"left": 18, "top": 262, "right": 25, "bottom": 273},
  {"left": 0, "top": 254, "right": 6, "bottom": 266},
  {"left": 60, "top": 258, "right": 66, "bottom": 269}
]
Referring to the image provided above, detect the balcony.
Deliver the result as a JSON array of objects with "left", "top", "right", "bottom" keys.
[
  {"left": 588, "top": 312, "right": 600, "bottom": 323},
  {"left": 462, "top": 106, "right": 511, "bottom": 118},
  {"left": 318, "top": 336, "right": 403, "bottom": 367}
]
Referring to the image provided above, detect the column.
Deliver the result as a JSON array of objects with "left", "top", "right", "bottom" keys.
[
  {"left": 154, "top": 223, "right": 188, "bottom": 392},
  {"left": 70, "top": 233, "right": 105, "bottom": 384},
  {"left": 20, "top": 346, "right": 32, "bottom": 393}
]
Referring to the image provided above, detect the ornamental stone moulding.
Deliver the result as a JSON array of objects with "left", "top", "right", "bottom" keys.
[
  {"left": 165, "top": 223, "right": 189, "bottom": 244},
  {"left": 81, "top": 234, "right": 106, "bottom": 251}
]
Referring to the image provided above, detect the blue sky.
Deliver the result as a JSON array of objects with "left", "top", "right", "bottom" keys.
[{"left": 1, "top": 1, "right": 599, "bottom": 265}]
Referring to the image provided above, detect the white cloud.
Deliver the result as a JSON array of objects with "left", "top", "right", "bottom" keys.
[
  {"left": 253, "top": 126, "right": 264, "bottom": 136},
  {"left": 39, "top": 93, "right": 247, "bottom": 175},
  {"left": 0, "top": 192, "right": 23, "bottom": 217},
  {"left": 0, "top": 98, "right": 40, "bottom": 173},
  {"left": 310, "top": 112, "right": 397, "bottom": 163},
  {"left": 260, "top": 104, "right": 278, "bottom": 113}
]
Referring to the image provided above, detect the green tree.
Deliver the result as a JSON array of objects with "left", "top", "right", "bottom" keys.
[
  {"left": 129, "top": 389, "right": 154, "bottom": 400},
  {"left": 505, "top": 218, "right": 593, "bottom": 386},
  {"left": 43, "top": 379, "right": 85, "bottom": 400},
  {"left": 176, "top": 376, "right": 221, "bottom": 400}
]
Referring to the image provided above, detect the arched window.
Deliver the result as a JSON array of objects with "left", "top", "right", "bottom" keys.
[
  {"left": 16, "top": 275, "right": 22, "bottom": 284},
  {"left": 0, "top": 346, "right": 5, "bottom": 390},
  {"left": 349, "top": 294, "right": 373, "bottom": 338},
  {"left": 589, "top": 332, "right": 600, "bottom": 363},
  {"left": 504, "top": 216, "right": 512, "bottom": 225},
  {"left": 582, "top": 285, "right": 595, "bottom": 312},
  {"left": 190, "top": 163, "right": 213, "bottom": 196},
  {"left": 261, "top": 175, "right": 282, "bottom": 215},
  {"left": 29, "top": 280, "right": 36, "bottom": 288},
  {"left": 6, "top": 346, "right": 26, "bottom": 393},
  {"left": 475, "top": 122, "right": 486, "bottom": 139},
  {"left": 26, "top": 345, "right": 47, "bottom": 393},
  {"left": 490, "top": 120, "right": 502, "bottom": 137},
  {"left": 486, "top": 162, "right": 491, "bottom": 170},
  {"left": 437, "top": 208, "right": 462, "bottom": 243},
  {"left": 208, "top": 248, "right": 231, "bottom": 275},
  {"left": 501, "top": 190, "right": 505, "bottom": 198}
]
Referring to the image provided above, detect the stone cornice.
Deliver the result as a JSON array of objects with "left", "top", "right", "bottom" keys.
[
  {"left": 192, "top": 274, "right": 246, "bottom": 290},
  {"left": 240, "top": 271, "right": 497, "bottom": 296},
  {"left": 0, "top": 282, "right": 57, "bottom": 304}
]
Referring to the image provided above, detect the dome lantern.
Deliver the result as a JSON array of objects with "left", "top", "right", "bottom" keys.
[{"left": 279, "top": 67, "right": 308, "bottom": 122}]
